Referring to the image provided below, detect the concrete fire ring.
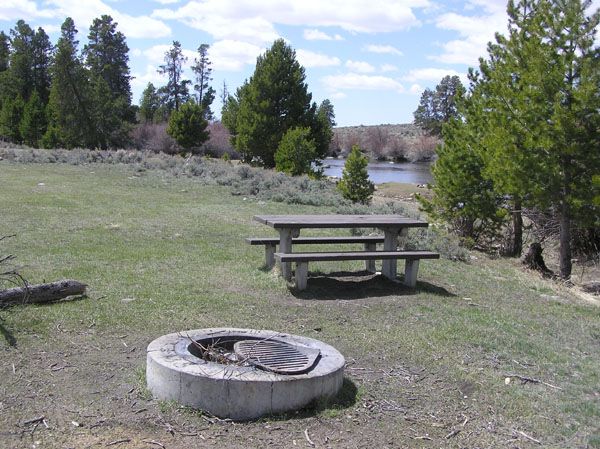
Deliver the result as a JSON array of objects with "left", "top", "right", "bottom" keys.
[{"left": 146, "top": 328, "right": 345, "bottom": 420}]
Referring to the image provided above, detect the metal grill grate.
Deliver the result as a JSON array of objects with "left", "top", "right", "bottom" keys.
[{"left": 234, "top": 339, "right": 320, "bottom": 374}]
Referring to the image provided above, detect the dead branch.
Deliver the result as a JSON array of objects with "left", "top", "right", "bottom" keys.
[
  {"left": 516, "top": 430, "right": 541, "bottom": 444},
  {"left": 505, "top": 374, "right": 562, "bottom": 390},
  {"left": 304, "top": 429, "right": 315, "bottom": 447},
  {"left": 0, "top": 279, "right": 87, "bottom": 305},
  {"left": 106, "top": 438, "right": 131, "bottom": 446}
]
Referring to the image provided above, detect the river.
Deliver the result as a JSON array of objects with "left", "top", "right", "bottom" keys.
[{"left": 321, "top": 158, "right": 433, "bottom": 185}]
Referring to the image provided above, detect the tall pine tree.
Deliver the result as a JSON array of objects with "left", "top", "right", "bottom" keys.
[{"left": 157, "top": 41, "right": 190, "bottom": 113}]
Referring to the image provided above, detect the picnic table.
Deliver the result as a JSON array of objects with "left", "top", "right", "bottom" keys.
[{"left": 253, "top": 214, "right": 430, "bottom": 282}]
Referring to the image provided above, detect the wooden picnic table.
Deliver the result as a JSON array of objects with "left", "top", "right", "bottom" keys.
[{"left": 253, "top": 214, "right": 429, "bottom": 280}]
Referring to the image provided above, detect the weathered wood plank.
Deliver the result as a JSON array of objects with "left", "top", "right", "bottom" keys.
[
  {"left": 274, "top": 251, "right": 440, "bottom": 262},
  {"left": 254, "top": 215, "right": 429, "bottom": 229}
]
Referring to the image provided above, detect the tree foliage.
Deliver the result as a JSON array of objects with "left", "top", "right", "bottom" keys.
[
  {"left": 274, "top": 127, "right": 317, "bottom": 176},
  {"left": 222, "top": 39, "right": 332, "bottom": 168},
  {"left": 413, "top": 75, "right": 465, "bottom": 136},
  {"left": 191, "top": 44, "right": 215, "bottom": 121},
  {"left": 158, "top": 41, "right": 190, "bottom": 114},
  {"left": 166, "top": 100, "right": 209, "bottom": 151},
  {"left": 337, "top": 145, "right": 374, "bottom": 204},
  {"left": 422, "top": 0, "right": 600, "bottom": 277}
]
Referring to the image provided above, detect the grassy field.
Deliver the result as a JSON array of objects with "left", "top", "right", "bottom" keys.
[{"left": 1, "top": 160, "right": 599, "bottom": 448}]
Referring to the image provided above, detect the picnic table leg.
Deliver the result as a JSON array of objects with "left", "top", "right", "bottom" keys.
[
  {"left": 382, "top": 227, "right": 399, "bottom": 279},
  {"left": 365, "top": 243, "right": 376, "bottom": 272},
  {"left": 278, "top": 228, "right": 298, "bottom": 281}
]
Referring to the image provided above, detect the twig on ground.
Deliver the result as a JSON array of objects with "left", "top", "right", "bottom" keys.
[
  {"left": 106, "top": 438, "right": 131, "bottom": 446},
  {"left": 505, "top": 374, "right": 562, "bottom": 390},
  {"left": 446, "top": 429, "right": 461, "bottom": 439},
  {"left": 516, "top": 430, "right": 541, "bottom": 444},
  {"left": 22, "top": 416, "right": 45, "bottom": 426},
  {"left": 142, "top": 440, "right": 165, "bottom": 449},
  {"left": 413, "top": 435, "right": 433, "bottom": 441},
  {"left": 304, "top": 428, "right": 315, "bottom": 447}
]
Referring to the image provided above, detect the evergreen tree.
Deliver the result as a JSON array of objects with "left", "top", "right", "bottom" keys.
[
  {"left": 45, "top": 17, "right": 94, "bottom": 149},
  {"left": 84, "top": 15, "right": 133, "bottom": 148},
  {"left": 0, "top": 95, "right": 24, "bottom": 142},
  {"left": 0, "top": 31, "right": 10, "bottom": 72},
  {"left": 337, "top": 145, "right": 374, "bottom": 204},
  {"left": 225, "top": 39, "right": 330, "bottom": 168},
  {"left": 20, "top": 90, "right": 46, "bottom": 147},
  {"left": 414, "top": 75, "right": 465, "bottom": 136},
  {"left": 84, "top": 15, "right": 131, "bottom": 105},
  {"left": 275, "top": 127, "right": 317, "bottom": 176},
  {"left": 474, "top": 0, "right": 600, "bottom": 278},
  {"left": 8, "top": 20, "right": 35, "bottom": 101},
  {"left": 139, "top": 82, "right": 161, "bottom": 123},
  {"left": 166, "top": 100, "right": 209, "bottom": 151},
  {"left": 191, "top": 43, "right": 215, "bottom": 120},
  {"left": 418, "top": 89, "right": 507, "bottom": 244},
  {"left": 313, "top": 99, "right": 336, "bottom": 158},
  {"left": 157, "top": 41, "right": 191, "bottom": 113},
  {"left": 31, "top": 27, "right": 52, "bottom": 104}
]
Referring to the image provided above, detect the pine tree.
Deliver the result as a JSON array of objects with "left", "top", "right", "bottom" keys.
[
  {"left": 226, "top": 39, "right": 330, "bottom": 168},
  {"left": 139, "top": 82, "right": 161, "bottom": 123},
  {"left": 9, "top": 20, "right": 35, "bottom": 101},
  {"left": 337, "top": 145, "right": 374, "bottom": 204},
  {"left": 414, "top": 75, "right": 465, "bottom": 136},
  {"left": 275, "top": 127, "right": 317, "bottom": 176},
  {"left": 31, "top": 27, "right": 53, "bottom": 104},
  {"left": 157, "top": 41, "right": 191, "bottom": 113},
  {"left": 83, "top": 15, "right": 133, "bottom": 148},
  {"left": 45, "top": 17, "right": 94, "bottom": 149},
  {"left": 20, "top": 90, "right": 46, "bottom": 147},
  {"left": 0, "top": 31, "right": 10, "bottom": 72},
  {"left": 0, "top": 95, "right": 25, "bottom": 142},
  {"left": 166, "top": 100, "right": 209, "bottom": 151},
  {"left": 191, "top": 44, "right": 215, "bottom": 120},
  {"left": 473, "top": 0, "right": 600, "bottom": 278}
]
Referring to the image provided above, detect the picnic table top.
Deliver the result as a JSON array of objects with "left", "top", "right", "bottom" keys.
[{"left": 253, "top": 214, "right": 429, "bottom": 229}]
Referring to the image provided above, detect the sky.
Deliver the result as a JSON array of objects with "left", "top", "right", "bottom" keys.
[{"left": 1, "top": 0, "right": 598, "bottom": 126}]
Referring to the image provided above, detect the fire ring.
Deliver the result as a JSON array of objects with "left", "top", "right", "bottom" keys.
[{"left": 146, "top": 328, "right": 345, "bottom": 420}]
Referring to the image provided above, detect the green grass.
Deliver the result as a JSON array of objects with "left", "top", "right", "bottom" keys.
[{"left": 1, "top": 160, "right": 599, "bottom": 448}]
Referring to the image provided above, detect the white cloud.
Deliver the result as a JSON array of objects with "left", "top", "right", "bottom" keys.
[
  {"left": 131, "top": 48, "right": 143, "bottom": 57},
  {"left": 432, "top": 1, "right": 507, "bottom": 65},
  {"left": 303, "top": 29, "right": 343, "bottom": 41},
  {"left": 409, "top": 83, "right": 423, "bottom": 95},
  {"left": 297, "top": 49, "right": 341, "bottom": 68},
  {"left": 380, "top": 64, "right": 398, "bottom": 73},
  {"left": 330, "top": 91, "right": 347, "bottom": 100},
  {"left": 143, "top": 44, "right": 196, "bottom": 67},
  {"left": 153, "top": 0, "right": 180, "bottom": 4},
  {"left": 0, "top": 0, "right": 56, "bottom": 21},
  {"left": 345, "top": 60, "right": 375, "bottom": 73},
  {"left": 131, "top": 64, "right": 166, "bottom": 91},
  {"left": 210, "top": 40, "right": 264, "bottom": 71},
  {"left": 323, "top": 73, "right": 404, "bottom": 93},
  {"left": 403, "top": 67, "right": 463, "bottom": 82},
  {"left": 153, "top": 0, "right": 430, "bottom": 43},
  {"left": 364, "top": 44, "right": 403, "bottom": 56},
  {"left": 46, "top": 0, "right": 171, "bottom": 39}
]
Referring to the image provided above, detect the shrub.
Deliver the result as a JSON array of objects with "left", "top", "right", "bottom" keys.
[
  {"left": 166, "top": 101, "right": 209, "bottom": 152},
  {"left": 274, "top": 127, "right": 317, "bottom": 176},
  {"left": 337, "top": 145, "right": 374, "bottom": 204}
]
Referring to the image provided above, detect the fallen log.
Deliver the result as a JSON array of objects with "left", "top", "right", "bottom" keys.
[{"left": 0, "top": 279, "right": 87, "bottom": 304}]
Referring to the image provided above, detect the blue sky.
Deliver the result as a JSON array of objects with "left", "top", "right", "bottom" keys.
[{"left": 1, "top": 0, "right": 598, "bottom": 126}]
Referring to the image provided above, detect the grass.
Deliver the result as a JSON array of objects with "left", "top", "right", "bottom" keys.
[{"left": 1, "top": 159, "right": 599, "bottom": 448}]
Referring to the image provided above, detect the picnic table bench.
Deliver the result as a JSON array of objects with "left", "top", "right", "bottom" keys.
[{"left": 250, "top": 214, "right": 439, "bottom": 290}]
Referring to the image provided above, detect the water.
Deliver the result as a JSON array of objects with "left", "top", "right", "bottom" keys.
[{"left": 321, "top": 159, "right": 433, "bottom": 185}]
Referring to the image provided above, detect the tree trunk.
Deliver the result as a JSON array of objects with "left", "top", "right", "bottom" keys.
[
  {"left": 0, "top": 279, "right": 87, "bottom": 304},
  {"left": 512, "top": 197, "right": 523, "bottom": 257},
  {"left": 558, "top": 205, "right": 572, "bottom": 279},
  {"left": 523, "top": 242, "right": 554, "bottom": 277}
]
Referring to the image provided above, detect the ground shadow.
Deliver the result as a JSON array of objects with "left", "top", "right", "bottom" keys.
[
  {"left": 290, "top": 271, "right": 455, "bottom": 301},
  {"left": 0, "top": 318, "right": 17, "bottom": 347}
]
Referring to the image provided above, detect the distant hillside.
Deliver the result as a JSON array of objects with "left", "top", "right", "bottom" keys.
[{"left": 331, "top": 123, "right": 438, "bottom": 162}]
